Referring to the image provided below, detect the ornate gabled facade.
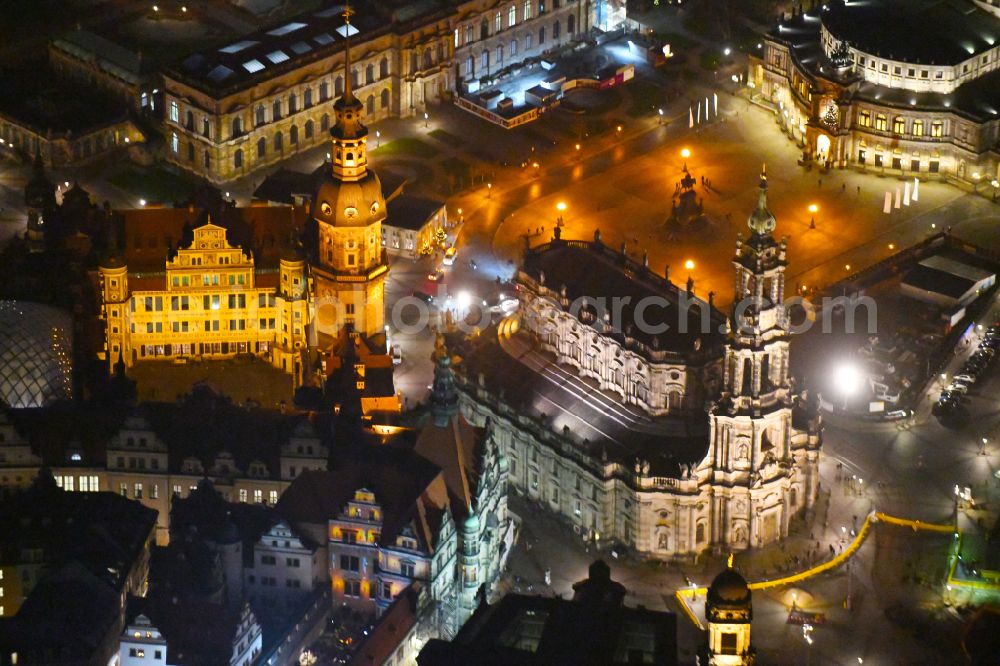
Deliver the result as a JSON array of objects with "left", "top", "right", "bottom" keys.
[
  {"left": 99, "top": 218, "right": 310, "bottom": 377},
  {"left": 456, "top": 176, "right": 820, "bottom": 559},
  {"left": 414, "top": 338, "right": 513, "bottom": 621}
]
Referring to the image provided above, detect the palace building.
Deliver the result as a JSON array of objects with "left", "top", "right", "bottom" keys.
[
  {"left": 162, "top": 0, "right": 599, "bottom": 183},
  {"left": 454, "top": 174, "right": 821, "bottom": 558},
  {"left": 99, "top": 9, "right": 392, "bottom": 382},
  {"left": 749, "top": 0, "right": 1000, "bottom": 183}
]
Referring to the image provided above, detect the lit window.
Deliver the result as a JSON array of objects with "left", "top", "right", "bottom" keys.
[
  {"left": 171, "top": 133, "right": 179, "bottom": 153},
  {"left": 931, "top": 121, "right": 944, "bottom": 137},
  {"left": 495, "top": 11, "right": 502, "bottom": 32},
  {"left": 523, "top": 0, "right": 532, "bottom": 20},
  {"left": 912, "top": 120, "right": 923, "bottom": 136},
  {"left": 892, "top": 117, "right": 905, "bottom": 134},
  {"left": 169, "top": 101, "right": 179, "bottom": 123},
  {"left": 254, "top": 489, "right": 263, "bottom": 503},
  {"left": 874, "top": 114, "right": 887, "bottom": 131},
  {"left": 508, "top": 5, "right": 516, "bottom": 27},
  {"left": 269, "top": 490, "right": 278, "bottom": 504}
]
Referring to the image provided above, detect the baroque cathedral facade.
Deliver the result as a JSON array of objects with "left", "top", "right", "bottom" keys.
[{"left": 456, "top": 172, "right": 821, "bottom": 557}]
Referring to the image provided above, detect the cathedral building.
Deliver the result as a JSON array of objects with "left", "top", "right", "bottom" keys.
[
  {"left": 455, "top": 174, "right": 820, "bottom": 558},
  {"left": 99, "top": 8, "right": 390, "bottom": 384},
  {"left": 750, "top": 0, "right": 1000, "bottom": 183}
]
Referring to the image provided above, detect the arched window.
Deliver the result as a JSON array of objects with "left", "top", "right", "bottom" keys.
[
  {"left": 365, "top": 64, "right": 374, "bottom": 84},
  {"left": 379, "top": 57, "right": 389, "bottom": 78},
  {"left": 257, "top": 137, "right": 266, "bottom": 158},
  {"left": 481, "top": 50, "right": 489, "bottom": 69},
  {"left": 185, "top": 110, "right": 194, "bottom": 129},
  {"left": 305, "top": 119, "right": 314, "bottom": 138},
  {"left": 320, "top": 81, "right": 330, "bottom": 101},
  {"left": 321, "top": 114, "right": 330, "bottom": 132},
  {"left": 366, "top": 95, "right": 374, "bottom": 114},
  {"left": 380, "top": 88, "right": 390, "bottom": 110},
  {"left": 304, "top": 88, "right": 313, "bottom": 107},
  {"left": 231, "top": 116, "right": 243, "bottom": 138},
  {"left": 539, "top": 25, "right": 545, "bottom": 44},
  {"left": 170, "top": 132, "right": 179, "bottom": 153},
  {"left": 234, "top": 149, "right": 243, "bottom": 168},
  {"left": 437, "top": 43, "right": 444, "bottom": 63},
  {"left": 553, "top": 19, "right": 560, "bottom": 39},
  {"left": 272, "top": 99, "right": 281, "bottom": 120},
  {"left": 696, "top": 522, "right": 705, "bottom": 543},
  {"left": 274, "top": 131, "right": 283, "bottom": 151},
  {"left": 481, "top": 19, "right": 489, "bottom": 40},
  {"left": 423, "top": 50, "right": 432, "bottom": 70},
  {"left": 351, "top": 68, "right": 359, "bottom": 88},
  {"left": 288, "top": 93, "right": 297, "bottom": 113},
  {"left": 567, "top": 14, "right": 575, "bottom": 34},
  {"left": 255, "top": 104, "right": 265, "bottom": 126},
  {"left": 335, "top": 76, "right": 343, "bottom": 96},
  {"left": 290, "top": 125, "right": 298, "bottom": 144}
]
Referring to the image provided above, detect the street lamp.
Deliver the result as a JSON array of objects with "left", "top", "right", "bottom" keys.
[
  {"left": 423, "top": 112, "right": 429, "bottom": 128},
  {"left": 556, "top": 201, "right": 567, "bottom": 226},
  {"left": 487, "top": 182, "right": 492, "bottom": 199},
  {"left": 658, "top": 108, "right": 664, "bottom": 124},
  {"left": 833, "top": 362, "right": 863, "bottom": 410},
  {"left": 376, "top": 129, "right": 381, "bottom": 147},
  {"left": 981, "top": 437, "right": 989, "bottom": 456},
  {"left": 808, "top": 203, "right": 818, "bottom": 229}
]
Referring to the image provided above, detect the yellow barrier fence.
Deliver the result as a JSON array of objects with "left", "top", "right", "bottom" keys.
[{"left": 674, "top": 511, "right": 956, "bottom": 628}]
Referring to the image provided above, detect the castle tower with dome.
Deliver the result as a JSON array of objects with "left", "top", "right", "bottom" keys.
[
  {"left": 309, "top": 4, "right": 388, "bottom": 343},
  {"left": 705, "top": 560, "right": 754, "bottom": 665}
]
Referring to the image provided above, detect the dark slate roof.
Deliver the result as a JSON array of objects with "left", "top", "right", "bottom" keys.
[
  {"left": 519, "top": 238, "right": 727, "bottom": 356},
  {"left": 166, "top": 0, "right": 454, "bottom": 96},
  {"left": 414, "top": 413, "right": 485, "bottom": 521},
  {"left": 0, "top": 480, "right": 157, "bottom": 590},
  {"left": 385, "top": 194, "right": 445, "bottom": 231},
  {"left": 350, "top": 584, "right": 421, "bottom": 666},
  {"left": 276, "top": 445, "right": 448, "bottom": 550},
  {"left": 0, "top": 561, "right": 122, "bottom": 662},
  {"left": 418, "top": 562, "right": 677, "bottom": 666},
  {"left": 901, "top": 264, "right": 976, "bottom": 299},
  {"left": 822, "top": 0, "right": 1000, "bottom": 66},
  {"left": 254, "top": 163, "right": 407, "bottom": 207},
  {"left": 454, "top": 332, "right": 710, "bottom": 478},
  {"left": 768, "top": 2, "right": 1000, "bottom": 122}
]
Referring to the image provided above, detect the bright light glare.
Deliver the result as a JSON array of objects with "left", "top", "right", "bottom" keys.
[
  {"left": 684, "top": 259, "right": 695, "bottom": 270},
  {"left": 456, "top": 291, "right": 472, "bottom": 309},
  {"left": 680, "top": 148, "right": 691, "bottom": 159},
  {"left": 834, "top": 363, "right": 863, "bottom": 397},
  {"left": 556, "top": 201, "right": 567, "bottom": 212},
  {"left": 808, "top": 204, "right": 818, "bottom": 213}
]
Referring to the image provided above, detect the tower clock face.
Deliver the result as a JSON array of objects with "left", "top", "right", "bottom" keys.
[{"left": 320, "top": 202, "right": 333, "bottom": 216}]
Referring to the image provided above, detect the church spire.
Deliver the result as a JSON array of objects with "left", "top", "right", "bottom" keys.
[
  {"left": 430, "top": 333, "right": 460, "bottom": 427},
  {"left": 342, "top": 3, "right": 355, "bottom": 104},
  {"left": 747, "top": 163, "right": 776, "bottom": 236},
  {"left": 328, "top": 2, "right": 368, "bottom": 180}
]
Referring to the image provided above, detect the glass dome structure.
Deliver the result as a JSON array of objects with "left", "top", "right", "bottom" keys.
[{"left": 0, "top": 301, "right": 73, "bottom": 408}]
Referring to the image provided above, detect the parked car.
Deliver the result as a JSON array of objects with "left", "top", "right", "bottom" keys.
[
  {"left": 947, "top": 383, "right": 969, "bottom": 395},
  {"left": 954, "top": 374, "right": 977, "bottom": 385},
  {"left": 442, "top": 246, "right": 457, "bottom": 266}
]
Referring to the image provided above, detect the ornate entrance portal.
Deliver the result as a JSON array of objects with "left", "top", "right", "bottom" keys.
[{"left": 816, "top": 134, "right": 831, "bottom": 164}]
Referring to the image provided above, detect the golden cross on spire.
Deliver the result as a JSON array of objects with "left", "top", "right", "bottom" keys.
[{"left": 342, "top": 1, "right": 354, "bottom": 23}]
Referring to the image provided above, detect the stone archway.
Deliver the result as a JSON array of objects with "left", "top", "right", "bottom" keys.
[{"left": 816, "top": 133, "right": 831, "bottom": 164}]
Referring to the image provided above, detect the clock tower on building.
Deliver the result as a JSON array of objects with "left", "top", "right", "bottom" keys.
[{"left": 310, "top": 5, "right": 388, "bottom": 342}]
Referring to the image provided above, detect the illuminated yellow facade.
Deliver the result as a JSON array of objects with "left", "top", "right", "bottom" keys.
[
  {"left": 310, "top": 16, "right": 388, "bottom": 342},
  {"left": 99, "top": 220, "right": 310, "bottom": 377}
]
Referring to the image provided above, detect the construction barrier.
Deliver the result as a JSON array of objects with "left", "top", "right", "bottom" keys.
[{"left": 674, "top": 511, "right": 956, "bottom": 628}]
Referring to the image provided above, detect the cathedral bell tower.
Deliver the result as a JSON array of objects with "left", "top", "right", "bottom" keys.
[
  {"left": 310, "top": 4, "right": 388, "bottom": 343},
  {"left": 705, "top": 168, "right": 798, "bottom": 551}
]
